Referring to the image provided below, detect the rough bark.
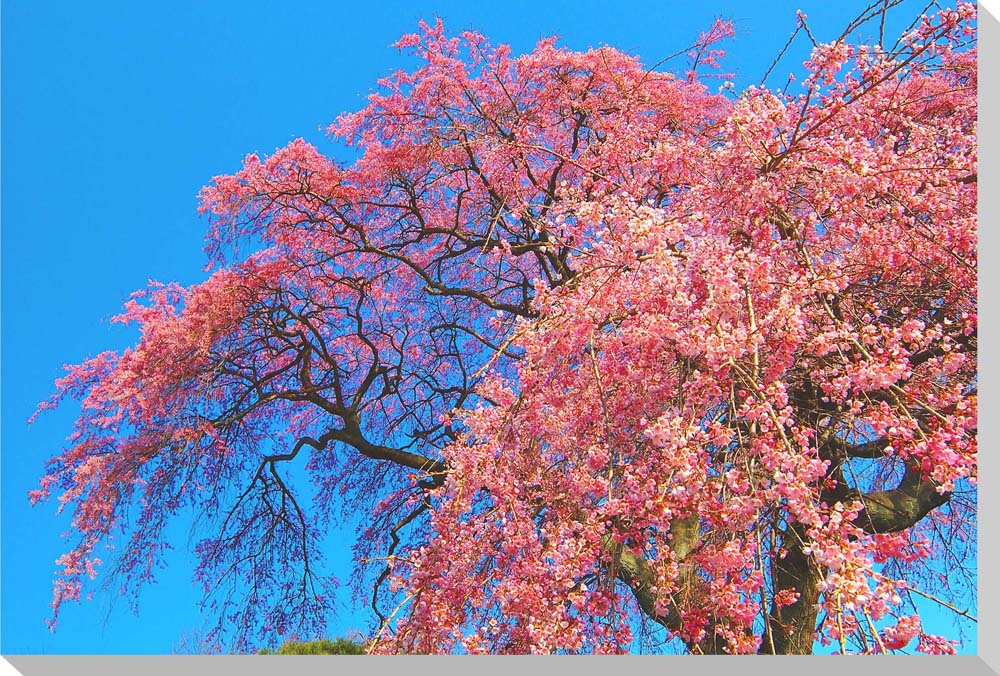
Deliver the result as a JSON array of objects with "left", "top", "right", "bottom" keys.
[{"left": 761, "top": 523, "right": 824, "bottom": 655}]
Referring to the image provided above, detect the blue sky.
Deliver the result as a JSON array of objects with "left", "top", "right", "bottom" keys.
[{"left": 1, "top": 0, "right": 976, "bottom": 654}]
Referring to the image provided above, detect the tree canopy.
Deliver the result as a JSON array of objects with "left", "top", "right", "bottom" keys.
[
  {"left": 31, "top": 1, "right": 977, "bottom": 654},
  {"left": 258, "top": 638, "right": 366, "bottom": 655}
]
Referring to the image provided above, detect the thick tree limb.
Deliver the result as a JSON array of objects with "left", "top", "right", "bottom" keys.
[
  {"left": 854, "top": 462, "right": 951, "bottom": 534},
  {"left": 762, "top": 523, "right": 824, "bottom": 655},
  {"left": 334, "top": 412, "right": 448, "bottom": 478},
  {"left": 824, "top": 436, "right": 891, "bottom": 459},
  {"left": 607, "top": 514, "right": 733, "bottom": 654}
]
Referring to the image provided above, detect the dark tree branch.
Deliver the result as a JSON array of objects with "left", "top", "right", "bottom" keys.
[
  {"left": 762, "top": 523, "right": 825, "bottom": 655},
  {"left": 824, "top": 436, "right": 891, "bottom": 459},
  {"left": 334, "top": 412, "right": 448, "bottom": 478},
  {"left": 854, "top": 461, "right": 951, "bottom": 534}
]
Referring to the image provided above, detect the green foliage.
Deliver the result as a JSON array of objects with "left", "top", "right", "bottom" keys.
[{"left": 259, "top": 638, "right": 367, "bottom": 655}]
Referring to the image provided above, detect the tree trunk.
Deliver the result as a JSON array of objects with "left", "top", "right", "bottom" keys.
[{"left": 761, "top": 523, "right": 823, "bottom": 654}]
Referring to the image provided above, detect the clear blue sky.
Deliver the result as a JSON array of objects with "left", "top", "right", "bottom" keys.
[{"left": 1, "top": 0, "right": 975, "bottom": 654}]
